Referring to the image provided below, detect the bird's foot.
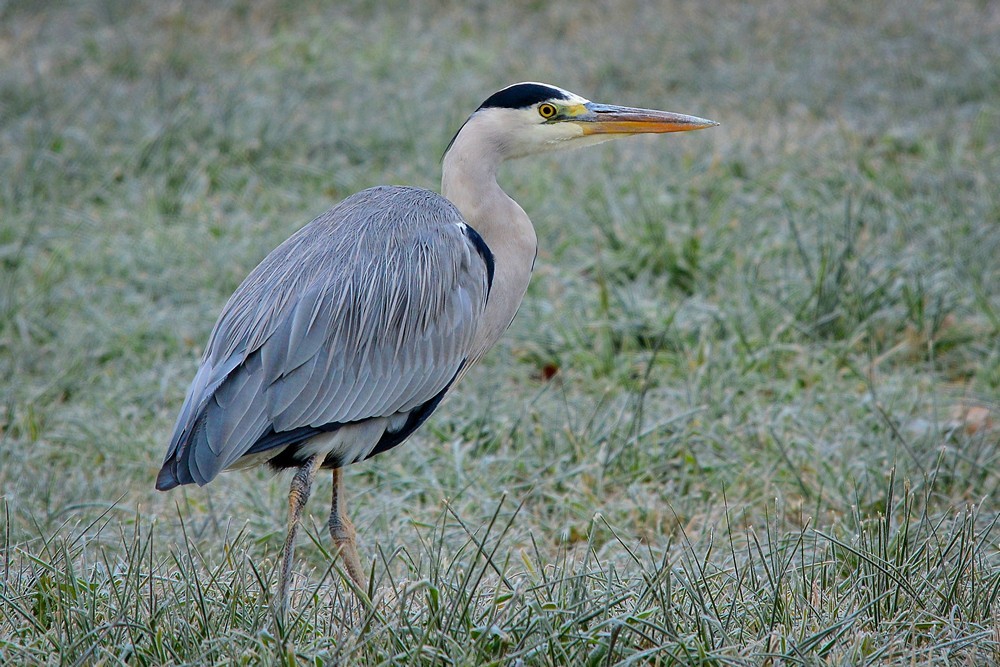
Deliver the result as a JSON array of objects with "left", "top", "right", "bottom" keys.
[{"left": 329, "top": 512, "right": 368, "bottom": 596}]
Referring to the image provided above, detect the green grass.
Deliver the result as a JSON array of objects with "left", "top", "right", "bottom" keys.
[{"left": 2, "top": 0, "right": 998, "bottom": 664}]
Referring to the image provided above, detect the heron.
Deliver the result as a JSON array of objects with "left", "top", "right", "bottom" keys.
[{"left": 155, "top": 82, "right": 717, "bottom": 613}]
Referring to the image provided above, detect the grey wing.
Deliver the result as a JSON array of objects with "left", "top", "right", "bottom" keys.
[{"left": 156, "top": 186, "right": 492, "bottom": 489}]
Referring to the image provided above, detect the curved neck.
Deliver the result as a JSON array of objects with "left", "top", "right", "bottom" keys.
[
  {"left": 441, "top": 116, "right": 538, "bottom": 358},
  {"left": 441, "top": 115, "right": 537, "bottom": 254},
  {"left": 441, "top": 118, "right": 508, "bottom": 234}
]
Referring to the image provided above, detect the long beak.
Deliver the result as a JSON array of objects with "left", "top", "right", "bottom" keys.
[{"left": 576, "top": 102, "right": 718, "bottom": 135}]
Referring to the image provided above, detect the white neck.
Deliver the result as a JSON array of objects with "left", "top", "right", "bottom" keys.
[{"left": 441, "top": 115, "right": 538, "bottom": 359}]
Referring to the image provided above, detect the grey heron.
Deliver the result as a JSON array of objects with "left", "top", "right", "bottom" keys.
[{"left": 155, "top": 82, "right": 717, "bottom": 612}]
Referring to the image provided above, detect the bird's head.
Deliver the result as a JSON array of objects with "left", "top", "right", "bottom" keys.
[{"left": 445, "top": 82, "right": 718, "bottom": 161}]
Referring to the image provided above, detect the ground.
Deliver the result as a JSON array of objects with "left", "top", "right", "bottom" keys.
[{"left": 1, "top": 0, "right": 998, "bottom": 664}]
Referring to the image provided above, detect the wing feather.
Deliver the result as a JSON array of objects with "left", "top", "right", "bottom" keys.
[{"left": 267, "top": 352, "right": 321, "bottom": 419}]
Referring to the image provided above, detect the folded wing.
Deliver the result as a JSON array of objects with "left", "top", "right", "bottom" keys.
[{"left": 156, "top": 186, "right": 492, "bottom": 489}]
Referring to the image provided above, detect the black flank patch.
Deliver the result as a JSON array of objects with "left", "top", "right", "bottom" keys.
[
  {"left": 261, "top": 364, "right": 465, "bottom": 471},
  {"left": 463, "top": 224, "right": 495, "bottom": 293},
  {"left": 364, "top": 363, "right": 464, "bottom": 461}
]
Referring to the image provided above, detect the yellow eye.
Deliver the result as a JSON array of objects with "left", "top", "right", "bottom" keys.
[{"left": 538, "top": 103, "right": 558, "bottom": 119}]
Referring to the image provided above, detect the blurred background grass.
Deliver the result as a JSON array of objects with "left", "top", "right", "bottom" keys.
[{"left": 1, "top": 0, "right": 998, "bottom": 664}]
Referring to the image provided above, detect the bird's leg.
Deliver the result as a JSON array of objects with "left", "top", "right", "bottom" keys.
[
  {"left": 276, "top": 454, "right": 324, "bottom": 619},
  {"left": 329, "top": 466, "right": 367, "bottom": 593}
]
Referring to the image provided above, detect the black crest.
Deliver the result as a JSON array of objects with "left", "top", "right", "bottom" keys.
[{"left": 477, "top": 83, "right": 569, "bottom": 111}]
